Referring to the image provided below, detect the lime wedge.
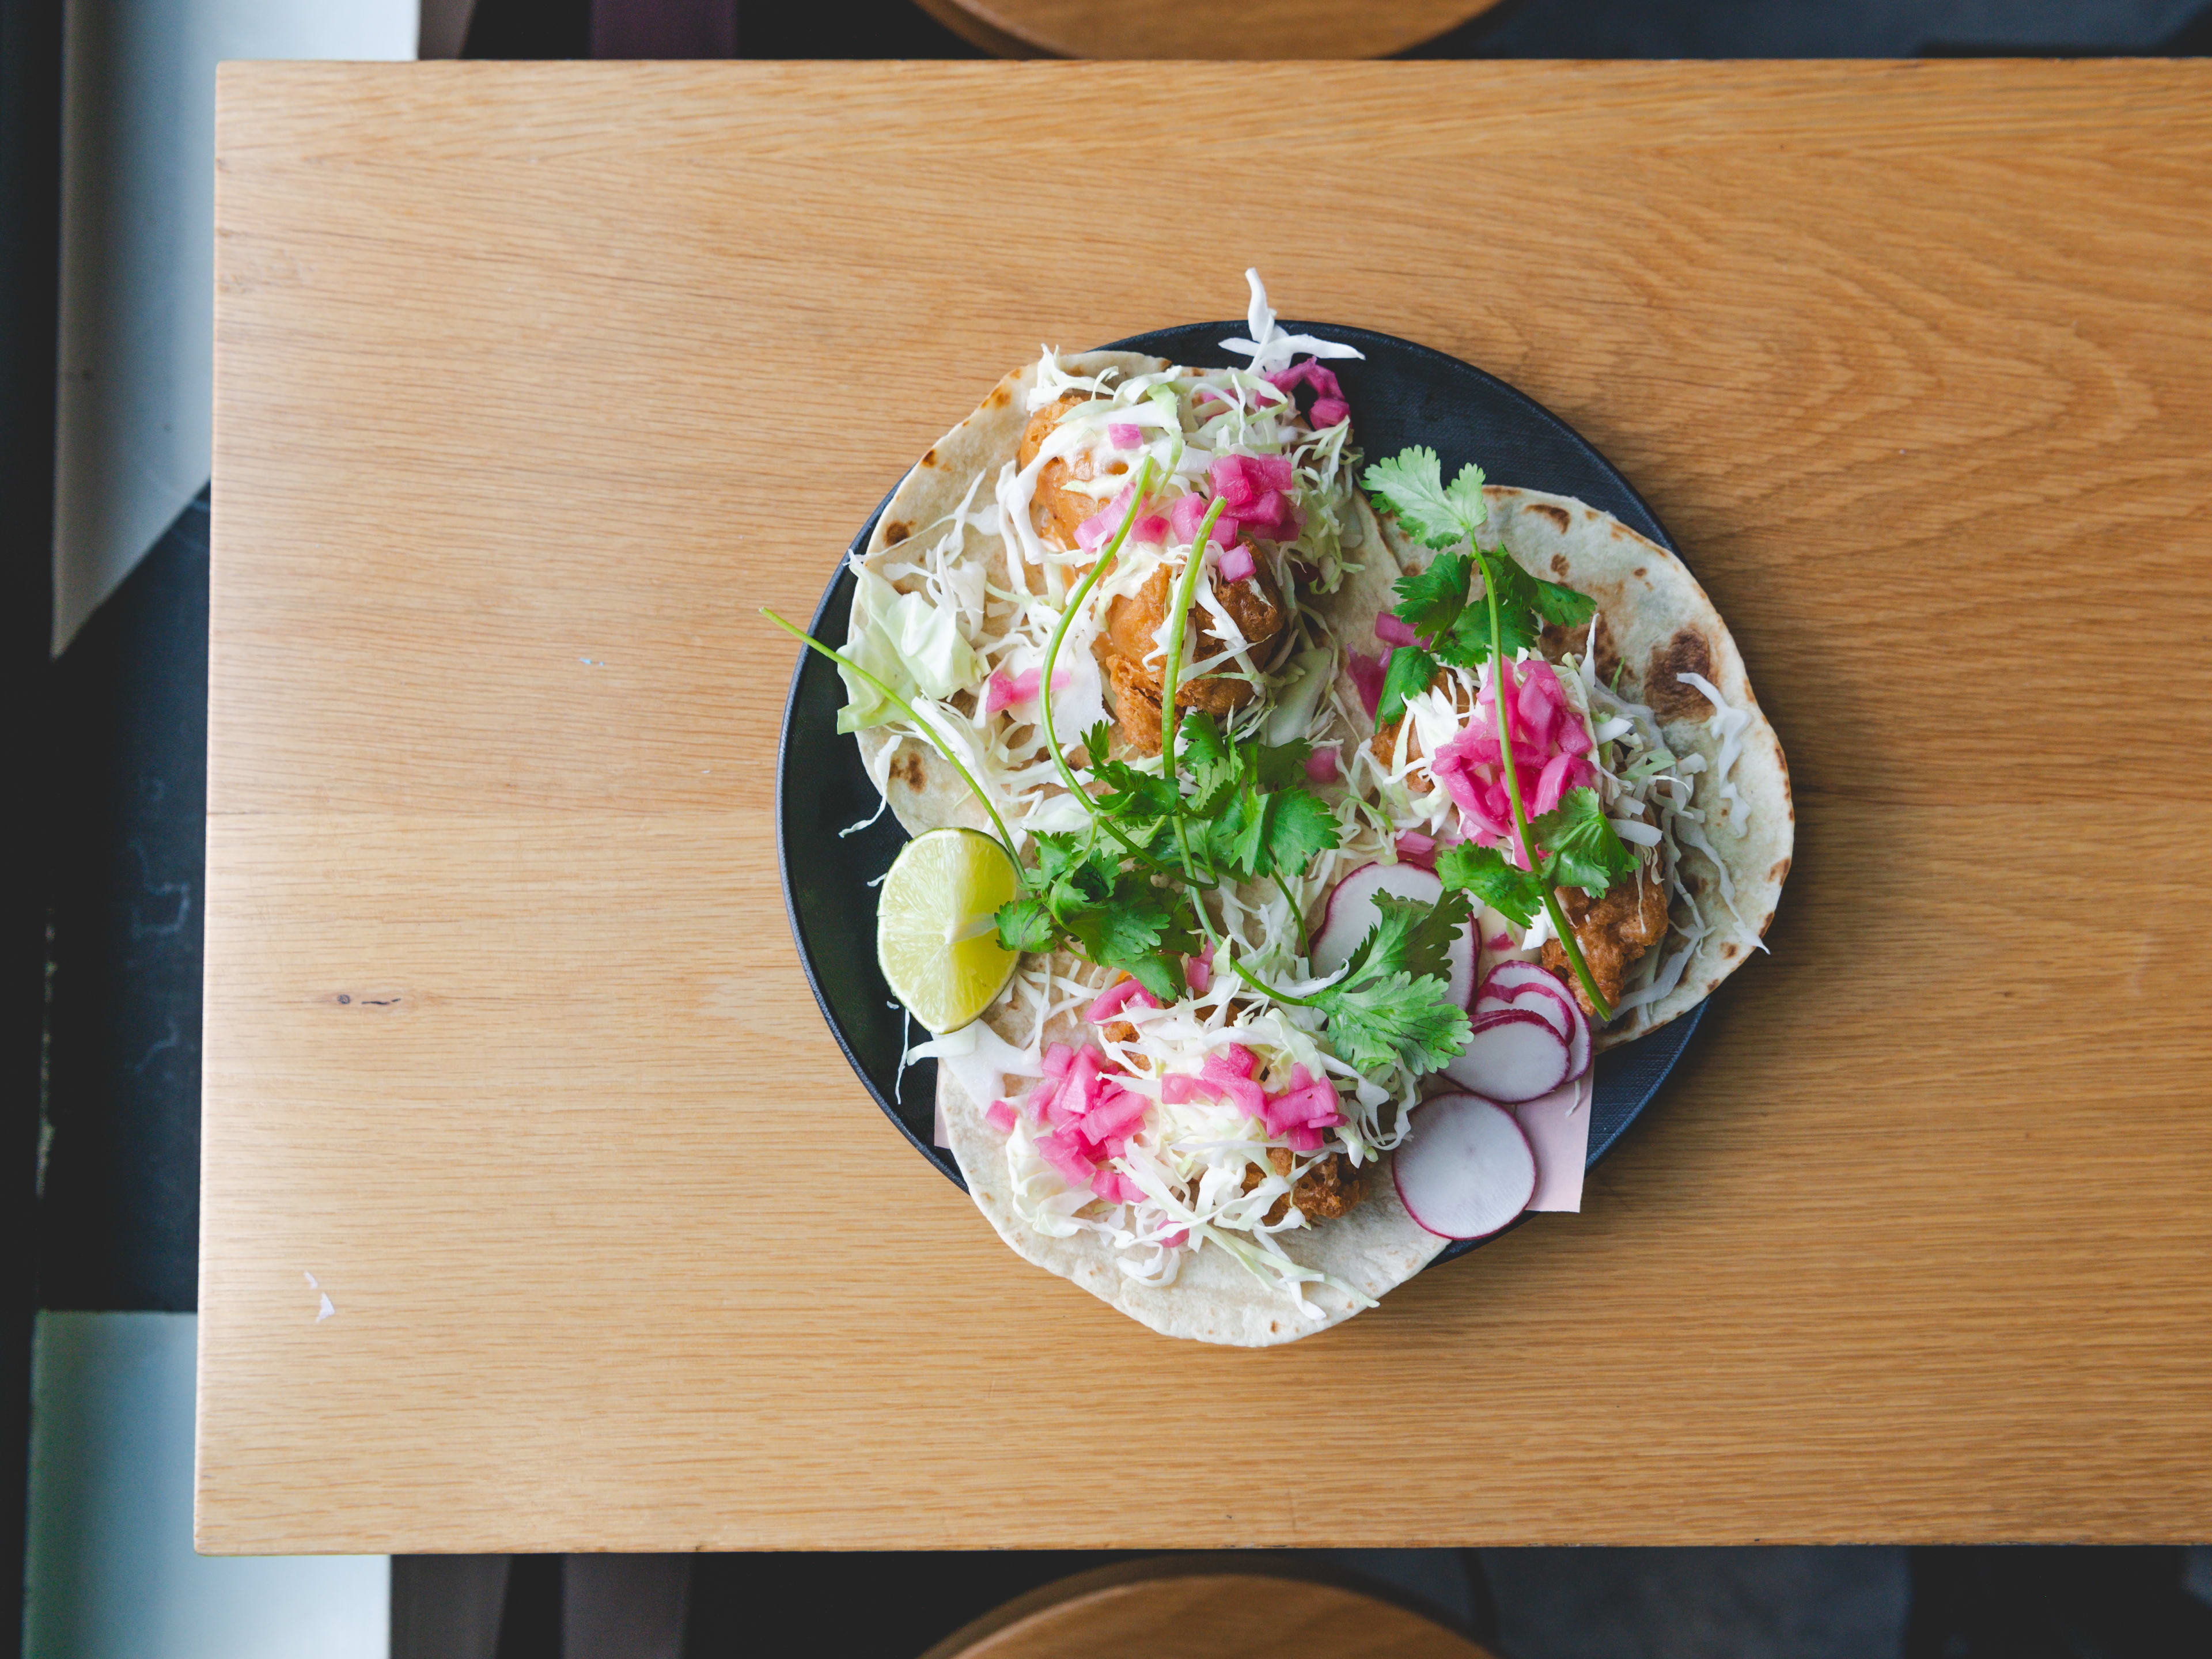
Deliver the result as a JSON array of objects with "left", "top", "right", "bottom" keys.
[{"left": 876, "top": 827, "right": 1022, "bottom": 1035}]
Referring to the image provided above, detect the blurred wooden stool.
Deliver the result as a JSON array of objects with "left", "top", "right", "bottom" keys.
[
  {"left": 920, "top": 1562, "right": 1501, "bottom": 1659},
  {"left": 910, "top": 0, "right": 1499, "bottom": 58}
]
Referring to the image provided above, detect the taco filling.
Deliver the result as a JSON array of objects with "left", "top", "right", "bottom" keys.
[{"left": 776, "top": 271, "right": 1790, "bottom": 1346}]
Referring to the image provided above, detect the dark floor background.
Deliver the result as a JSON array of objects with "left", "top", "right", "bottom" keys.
[{"left": 16, "top": 4, "right": 2212, "bottom": 1658}]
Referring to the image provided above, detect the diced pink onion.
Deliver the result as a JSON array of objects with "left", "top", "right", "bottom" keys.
[
  {"left": 1132, "top": 514, "right": 1170, "bottom": 545},
  {"left": 1214, "top": 1044, "right": 1258, "bottom": 1079},
  {"left": 1532, "top": 751, "right": 1578, "bottom": 816},
  {"left": 1199, "top": 1056, "right": 1265, "bottom": 1120},
  {"left": 1206, "top": 456, "right": 1301, "bottom": 541},
  {"left": 984, "top": 1100, "right": 1017, "bottom": 1134},
  {"left": 1037, "top": 1128, "right": 1094, "bottom": 1187},
  {"left": 1263, "top": 358, "right": 1346, "bottom": 407},
  {"left": 1073, "top": 484, "right": 1139, "bottom": 554},
  {"left": 1305, "top": 746, "right": 1339, "bottom": 784},
  {"left": 1077, "top": 1088, "right": 1149, "bottom": 1147},
  {"left": 1395, "top": 831, "right": 1437, "bottom": 869},
  {"left": 1217, "top": 545, "right": 1256, "bottom": 583},
  {"left": 1043, "top": 1043, "right": 1075, "bottom": 1080},
  {"left": 1373, "top": 613, "right": 1421, "bottom": 649},
  {"left": 1309, "top": 396, "right": 1350, "bottom": 428},
  {"left": 983, "top": 666, "right": 1066, "bottom": 716},
  {"left": 1161, "top": 1228, "right": 1190, "bottom": 1248},
  {"left": 1285, "top": 1124, "right": 1323, "bottom": 1153},
  {"left": 1160, "top": 1073, "right": 1206, "bottom": 1105},
  {"left": 1108, "top": 422, "right": 1142, "bottom": 449},
  {"left": 1086, "top": 978, "right": 1160, "bottom": 1025},
  {"left": 1184, "top": 945, "right": 1214, "bottom": 995},
  {"left": 1347, "top": 650, "right": 1386, "bottom": 721}
]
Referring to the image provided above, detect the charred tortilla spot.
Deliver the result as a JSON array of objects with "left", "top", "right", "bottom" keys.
[
  {"left": 986, "top": 384, "right": 1012, "bottom": 409},
  {"left": 1634, "top": 566, "right": 1647, "bottom": 579},
  {"left": 1722, "top": 942, "right": 1738, "bottom": 959},
  {"left": 1645, "top": 629, "right": 1715, "bottom": 720},
  {"left": 1769, "top": 856, "right": 1791, "bottom": 884},
  {"left": 891, "top": 750, "right": 925, "bottom": 791},
  {"left": 885, "top": 521, "right": 912, "bottom": 545},
  {"left": 1531, "top": 503, "right": 1571, "bottom": 531},
  {"left": 1550, "top": 552, "right": 1570, "bottom": 575},
  {"left": 921, "top": 448, "right": 938, "bottom": 467}
]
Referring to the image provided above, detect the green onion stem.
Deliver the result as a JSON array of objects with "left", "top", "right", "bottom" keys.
[
  {"left": 1158, "top": 503, "right": 1316, "bottom": 1010},
  {"left": 1469, "top": 548, "right": 1613, "bottom": 1022},
  {"left": 761, "top": 608, "right": 1025, "bottom": 872},
  {"left": 1036, "top": 460, "right": 1188, "bottom": 880}
]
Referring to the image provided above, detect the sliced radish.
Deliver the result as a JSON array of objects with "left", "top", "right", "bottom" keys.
[
  {"left": 1482, "top": 962, "right": 1590, "bottom": 1081},
  {"left": 1443, "top": 1007, "right": 1570, "bottom": 1102},
  {"left": 1477, "top": 990, "right": 1570, "bottom": 1041},
  {"left": 1310, "top": 861, "right": 1474, "bottom": 1012},
  {"left": 1392, "top": 1093, "right": 1537, "bottom": 1240}
]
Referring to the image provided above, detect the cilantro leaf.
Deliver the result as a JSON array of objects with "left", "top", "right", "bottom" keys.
[
  {"left": 1376, "top": 645, "right": 1437, "bottom": 725},
  {"left": 1088, "top": 751, "right": 1182, "bottom": 822},
  {"left": 1389, "top": 551, "right": 1472, "bottom": 641},
  {"left": 1176, "top": 710, "right": 1234, "bottom": 778},
  {"left": 1209, "top": 782, "right": 1340, "bottom": 882},
  {"left": 994, "top": 894, "right": 1056, "bottom": 953},
  {"left": 1434, "top": 842, "right": 1545, "bottom": 929},
  {"left": 1531, "top": 786, "right": 1637, "bottom": 896},
  {"left": 1251, "top": 738, "right": 1313, "bottom": 793},
  {"left": 1313, "top": 971, "right": 1472, "bottom": 1076},
  {"left": 1030, "top": 831, "right": 1090, "bottom": 888},
  {"left": 1310, "top": 891, "right": 1475, "bottom": 1073},
  {"left": 1341, "top": 889, "right": 1472, "bottom": 985},
  {"left": 1432, "top": 591, "right": 1538, "bottom": 670},
  {"left": 1260, "top": 788, "right": 1340, "bottom": 879},
  {"left": 1361, "top": 448, "right": 1488, "bottom": 550}
]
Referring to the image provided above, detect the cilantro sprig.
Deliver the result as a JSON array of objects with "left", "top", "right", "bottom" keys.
[{"left": 1361, "top": 446, "right": 1629, "bottom": 1021}]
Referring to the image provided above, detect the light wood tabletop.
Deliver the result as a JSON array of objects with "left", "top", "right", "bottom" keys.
[
  {"left": 201, "top": 60, "right": 2212, "bottom": 1554},
  {"left": 908, "top": 0, "right": 1499, "bottom": 58}
]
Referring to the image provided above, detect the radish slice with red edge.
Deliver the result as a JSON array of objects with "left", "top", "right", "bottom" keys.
[
  {"left": 1310, "top": 861, "right": 1474, "bottom": 1012},
  {"left": 1478, "top": 990, "right": 1570, "bottom": 1042},
  {"left": 1482, "top": 963, "right": 1590, "bottom": 1081},
  {"left": 1392, "top": 1092, "right": 1537, "bottom": 1240},
  {"left": 1442, "top": 1007, "right": 1570, "bottom": 1101}
]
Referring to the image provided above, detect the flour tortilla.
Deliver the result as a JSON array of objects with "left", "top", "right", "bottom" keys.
[
  {"left": 939, "top": 986, "right": 1447, "bottom": 1348},
  {"left": 852, "top": 351, "right": 1168, "bottom": 839},
  {"left": 847, "top": 361, "right": 1787, "bottom": 1344},
  {"left": 1370, "top": 488, "right": 1793, "bottom": 1048}
]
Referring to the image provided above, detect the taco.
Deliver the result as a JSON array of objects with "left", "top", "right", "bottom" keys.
[{"left": 808, "top": 273, "right": 1789, "bottom": 1345}]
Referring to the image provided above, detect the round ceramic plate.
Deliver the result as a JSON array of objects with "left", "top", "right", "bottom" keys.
[{"left": 777, "top": 322, "right": 1707, "bottom": 1265}]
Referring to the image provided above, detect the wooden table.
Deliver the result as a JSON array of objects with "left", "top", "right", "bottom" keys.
[
  {"left": 201, "top": 60, "right": 2212, "bottom": 1554},
  {"left": 909, "top": 0, "right": 1498, "bottom": 58}
]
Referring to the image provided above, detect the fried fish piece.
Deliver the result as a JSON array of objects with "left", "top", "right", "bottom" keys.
[
  {"left": 1017, "top": 392, "right": 1137, "bottom": 551},
  {"left": 1541, "top": 863, "right": 1672, "bottom": 1015},
  {"left": 1240, "top": 1147, "right": 1368, "bottom": 1225},
  {"left": 1097, "top": 562, "right": 1287, "bottom": 755}
]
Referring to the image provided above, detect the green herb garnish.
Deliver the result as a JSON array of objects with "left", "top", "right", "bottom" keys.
[{"left": 1362, "top": 446, "right": 1627, "bottom": 1021}]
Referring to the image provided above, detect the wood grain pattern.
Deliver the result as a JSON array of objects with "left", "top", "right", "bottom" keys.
[
  {"left": 918, "top": 1566, "right": 1495, "bottom": 1658},
  {"left": 201, "top": 60, "right": 2212, "bottom": 1553},
  {"left": 907, "top": 0, "right": 1497, "bottom": 59}
]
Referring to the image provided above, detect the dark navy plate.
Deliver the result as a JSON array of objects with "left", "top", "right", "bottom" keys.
[{"left": 777, "top": 323, "right": 1706, "bottom": 1266}]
